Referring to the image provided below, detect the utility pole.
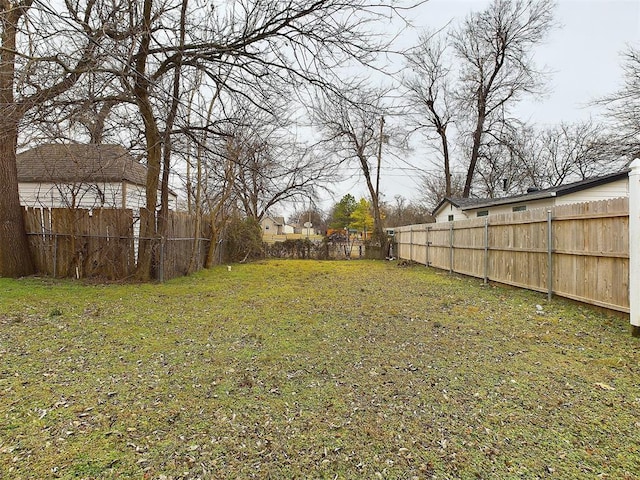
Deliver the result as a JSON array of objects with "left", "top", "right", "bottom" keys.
[
  {"left": 375, "top": 116, "right": 385, "bottom": 199},
  {"left": 375, "top": 115, "right": 387, "bottom": 258}
]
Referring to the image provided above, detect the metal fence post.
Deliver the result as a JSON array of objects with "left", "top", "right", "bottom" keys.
[
  {"left": 426, "top": 225, "right": 431, "bottom": 267},
  {"left": 159, "top": 237, "right": 165, "bottom": 283},
  {"left": 449, "top": 222, "right": 454, "bottom": 273},
  {"left": 53, "top": 233, "right": 58, "bottom": 278},
  {"left": 629, "top": 159, "right": 640, "bottom": 335},
  {"left": 483, "top": 216, "right": 489, "bottom": 284},
  {"left": 547, "top": 209, "right": 553, "bottom": 302},
  {"left": 409, "top": 225, "right": 413, "bottom": 262}
]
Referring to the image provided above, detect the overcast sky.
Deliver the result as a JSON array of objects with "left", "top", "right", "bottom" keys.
[
  {"left": 407, "top": 0, "right": 640, "bottom": 124},
  {"left": 312, "top": 0, "right": 640, "bottom": 215}
]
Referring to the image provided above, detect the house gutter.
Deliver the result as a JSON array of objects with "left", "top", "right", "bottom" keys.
[{"left": 460, "top": 191, "right": 557, "bottom": 211}]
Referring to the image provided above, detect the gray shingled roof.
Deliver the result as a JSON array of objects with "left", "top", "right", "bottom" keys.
[
  {"left": 434, "top": 169, "right": 630, "bottom": 215},
  {"left": 16, "top": 144, "right": 148, "bottom": 186}
]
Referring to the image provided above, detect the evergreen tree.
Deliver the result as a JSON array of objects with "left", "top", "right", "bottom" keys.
[{"left": 329, "top": 194, "right": 357, "bottom": 229}]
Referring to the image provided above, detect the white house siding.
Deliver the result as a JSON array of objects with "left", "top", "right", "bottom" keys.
[
  {"left": 463, "top": 197, "right": 555, "bottom": 218},
  {"left": 19, "top": 182, "right": 124, "bottom": 209},
  {"left": 261, "top": 217, "right": 280, "bottom": 234},
  {"left": 434, "top": 203, "right": 465, "bottom": 223},
  {"left": 19, "top": 181, "right": 177, "bottom": 211},
  {"left": 123, "top": 183, "right": 148, "bottom": 210},
  {"left": 434, "top": 178, "right": 629, "bottom": 222},
  {"left": 556, "top": 178, "right": 628, "bottom": 205},
  {"left": 435, "top": 198, "right": 555, "bottom": 221}
]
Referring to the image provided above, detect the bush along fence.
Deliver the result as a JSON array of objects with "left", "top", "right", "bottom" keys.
[
  {"left": 23, "top": 207, "right": 212, "bottom": 281},
  {"left": 264, "top": 238, "right": 329, "bottom": 259},
  {"left": 394, "top": 196, "right": 630, "bottom": 314},
  {"left": 263, "top": 235, "right": 387, "bottom": 260}
]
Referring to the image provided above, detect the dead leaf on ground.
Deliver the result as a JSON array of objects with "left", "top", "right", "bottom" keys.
[{"left": 594, "top": 382, "right": 615, "bottom": 391}]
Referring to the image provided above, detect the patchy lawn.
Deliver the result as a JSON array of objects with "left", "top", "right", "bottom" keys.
[{"left": 0, "top": 260, "right": 639, "bottom": 479}]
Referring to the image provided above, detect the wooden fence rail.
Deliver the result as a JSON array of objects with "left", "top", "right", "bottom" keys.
[
  {"left": 23, "top": 207, "right": 212, "bottom": 281},
  {"left": 394, "top": 197, "right": 630, "bottom": 313}
]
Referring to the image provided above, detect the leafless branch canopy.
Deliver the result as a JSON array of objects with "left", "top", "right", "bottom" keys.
[{"left": 403, "top": 0, "right": 556, "bottom": 202}]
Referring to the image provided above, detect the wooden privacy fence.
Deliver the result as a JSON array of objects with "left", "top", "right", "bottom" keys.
[
  {"left": 394, "top": 197, "right": 629, "bottom": 313},
  {"left": 23, "top": 207, "right": 211, "bottom": 281}
]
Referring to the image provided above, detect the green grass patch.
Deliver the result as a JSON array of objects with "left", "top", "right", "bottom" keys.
[{"left": 0, "top": 260, "right": 639, "bottom": 479}]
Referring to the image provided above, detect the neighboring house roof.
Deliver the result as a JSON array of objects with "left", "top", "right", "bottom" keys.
[
  {"left": 433, "top": 169, "right": 630, "bottom": 215},
  {"left": 17, "top": 143, "right": 148, "bottom": 186},
  {"left": 262, "top": 216, "right": 285, "bottom": 226}
]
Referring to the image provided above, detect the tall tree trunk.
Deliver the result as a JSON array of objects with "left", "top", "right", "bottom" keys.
[
  {"left": 371, "top": 195, "right": 384, "bottom": 247},
  {"left": 158, "top": 124, "right": 172, "bottom": 238},
  {"left": 463, "top": 101, "right": 486, "bottom": 198},
  {"left": 134, "top": 93, "right": 162, "bottom": 281},
  {"left": 134, "top": 0, "right": 161, "bottom": 281},
  {"left": 0, "top": 122, "right": 34, "bottom": 276},
  {"left": 440, "top": 128, "right": 452, "bottom": 197},
  {"left": 373, "top": 121, "right": 388, "bottom": 258},
  {"left": 358, "top": 150, "right": 385, "bottom": 257},
  {"left": 203, "top": 157, "right": 236, "bottom": 268},
  {"left": 187, "top": 150, "right": 202, "bottom": 273},
  {"left": 89, "top": 100, "right": 117, "bottom": 144},
  {"left": 0, "top": 3, "right": 34, "bottom": 277},
  {"left": 158, "top": 0, "right": 187, "bottom": 241},
  {"left": 0, "top": 1, "right": 97, "bottom": 277}
]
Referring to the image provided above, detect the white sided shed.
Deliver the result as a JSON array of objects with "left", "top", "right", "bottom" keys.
[
  {"left": 433, "top": 170, "right": 630, "bottom": 222},
  {"left": 16, "top": 143, "right": 177, "bottom": 211}
]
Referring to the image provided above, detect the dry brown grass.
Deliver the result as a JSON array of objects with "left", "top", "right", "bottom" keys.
[{"left": 0, "top": 260, "right": 639, "bottom": 479}]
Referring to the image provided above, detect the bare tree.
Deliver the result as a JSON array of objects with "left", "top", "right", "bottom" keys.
[
  {"left": 405, "top": 0, "right": 555, "bottom": 202},
  {"left": 518, "top": 121, "right": 624, "bottom": 189},
  {"left": 25, "top": 70, "right": 126, "bottom": 146},
  {"left": 382, "top": 194, "right": 433, "bottom": 226},
  {"left": 288, "top": 204, "right": 327, "bottom": 234},
  {"left": 74, "top": 0, "right": 417, "bottom": 279},
  {"left": 0, "top": 1, "right": 104, "bottom": 277},
  {"left": 473, "top": 119, "right": 536, "bottom": 197},
  {"left": 2, "top": 0, "right": 418, "bottom": 278},
  {"left": 454, "top": 0, "right": 555, "bottom": 196},
  {"left": 312, "top": 87, "right": 397, "bottom": 250},
  {"left": 599, "top": 47, "right": 640, "bottom": 160},
  {"left": 180, "top": 71, "right": 233, "bottom": 271},
  {"left": 177, "top": 92, "right": 335, "bottom": 267},
  {"left": 419, "top": 171, "right": 465, "bottom": 210},
  {"left": 201, "top": 140, "right": 238, "bottom": 269},
  {"left": 403, "top": 31, "right": 454, "bottom": 195},
  {"left": 469, "top": 119, "right": 626, "bottom": 197},
  {"left": 230, "top": 124, "right": 335, "bottom": 221}
]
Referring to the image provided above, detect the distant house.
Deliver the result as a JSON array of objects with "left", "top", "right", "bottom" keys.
[
  {"left": 16, "top": 143, "right": 178, "bottom": 210},
  {"left": 291, "top": 222, "right": 322, "bottom": 236},
  {"left": 260, "top": 216, "right": 294, "bottom": 235},
  {"left": 433, "top": 170, "right": 630, "bottom": 222}
]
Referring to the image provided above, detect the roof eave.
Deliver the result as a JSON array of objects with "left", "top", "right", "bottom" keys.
[
  {"left": 460, "top": 191, "right": 557, "bottom": 211},
  {"left": 432, "top": 196, "right": 462, "bottom": 216},
  {"left": 554, "top": 170, "right": 629, "bottom": 197}
]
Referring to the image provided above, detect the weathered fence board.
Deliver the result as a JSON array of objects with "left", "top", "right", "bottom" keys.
[
  {"left": 161, "top": 211, "right": 210, "bottom": 280},
  {"left": 23, "top": 207, "right": 211, "bottom": 281},
  {"left": 395, "top": 197, "right": 629, "bottom": 313}
]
